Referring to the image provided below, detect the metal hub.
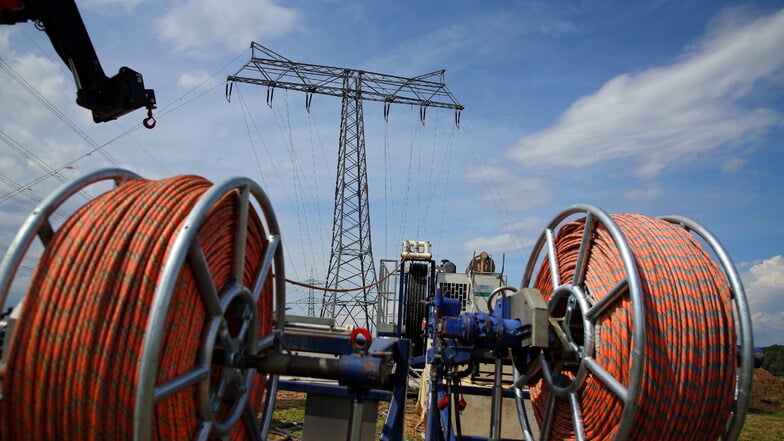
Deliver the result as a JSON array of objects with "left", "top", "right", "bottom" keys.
[
  {"left": 199, "top": 286, "right": 259, "bottom": 436},
  {"left": 540, "top": 283, "right": 594, "bottom": 396},
  {"left": 520, "top": 204, "right": 645, "bottom": 441}
]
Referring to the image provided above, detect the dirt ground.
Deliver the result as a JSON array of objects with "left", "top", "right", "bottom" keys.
[
  {"left": 269, "top": 389, "right": 422, "bottom": 441},
  {"left": 270, "top": 367, "right": 784, "bottom": 440},
  {"left": 749, "top": 368, "right": 784, "bottom": 413}
]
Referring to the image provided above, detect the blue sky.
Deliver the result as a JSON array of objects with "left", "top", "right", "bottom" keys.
[{"left": 1, "top": 1, "right": 782, "bottom": 345}]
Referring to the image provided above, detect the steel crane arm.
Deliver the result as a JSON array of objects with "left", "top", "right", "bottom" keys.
[{"left": 1, "top": 0, "right": 156, "bottom": 123}]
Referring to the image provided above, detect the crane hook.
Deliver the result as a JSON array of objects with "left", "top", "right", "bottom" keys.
[{"left": 143, "top": 106, "right": 156, "bottom": 129}]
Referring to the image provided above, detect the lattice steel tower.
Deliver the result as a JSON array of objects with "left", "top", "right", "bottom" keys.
[{"left": 227, "top": 42, "right": 462, "bottom": 329}]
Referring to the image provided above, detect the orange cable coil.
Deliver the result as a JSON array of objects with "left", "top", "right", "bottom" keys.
[
  {"left": 529, "top": 214, "right": 736, "bottom": 440},
  {"left": 1, "top": 175, "right": 274, "bottom": 440}
]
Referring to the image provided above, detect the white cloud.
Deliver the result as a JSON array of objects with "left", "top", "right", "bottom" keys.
[
  {"left": 463, "top": 234, "right": 516, "bottom": 257},
  {"left": 465, "top": 164, "right": 552, "bottom": 210},
  {"left": 177, "top": 71, "right": 212, "bottom": 90},
  {"left": 457, "top": 171, "right": 548, "bottom": 264},
  {"left": 463, "top": 229, "right": 539, "bottom": 263},
  {"left": 624, "top": 183, "right": 663, "bottom": 200},
  {"left": 748, "top": 255, "right": 784, "bottom": 288},
  {"left": 1, "top": 34, "right": 123, "bottom": 273},
  {"left": 155, "top": 0, "right": 299, "bottom": 56},
  {"left": 0, "top": 48, "right": 89, "bottom": 179},
  {"left": 0, "top": 27, "right": 12, "bottom": 52},
  {"left": 743, "top": 255, "right": 784, "bottom": 346},
  {"left": 504, "top": 216, "right": 546, "bottom": 236},
  {"left": 80, "top": 0, "right": 146, "bottom": 9},
  {"left": 4, "top": 54, "right": 71, "bottom": 112},
  {"left": 539, "top": 19, "right": 580, "bottom": 36},
  {"left": 366, "top": 23, "right": 472, "bottom": 76},
  {"left": 367, "top": 12, "right": 553, "bottom": 75},
  {"left": 509, "top": 8, "right": 784, "bottom": 179},
  {"left": 721, "top": 156, "right": 747, "bottom": 172}
]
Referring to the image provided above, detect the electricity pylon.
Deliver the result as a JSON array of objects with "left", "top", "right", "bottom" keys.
[{"left": 227, "top": 42, "right": 463, "bottom": 330}]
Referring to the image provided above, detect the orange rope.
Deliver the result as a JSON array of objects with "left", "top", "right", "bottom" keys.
[
  {"left": 529, "top": 214, "right": 736, "bottom": 440},
  {"left": 1, "top": 175, "right": 273, "bottom": 440}
]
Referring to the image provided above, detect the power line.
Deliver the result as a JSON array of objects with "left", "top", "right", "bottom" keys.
[
  {"left": 227, "top": 42, "right": 463, "bottom": 330},
  {"left": 461, "top": 124, "right": 529, "bottom": 262},
  {"left": 0, "top": 170, "right": 69, "bottom": 220},
  {"left": 0, "top": 129, "right": 68, "bottom": 184},
  {"left": 0, "top": 130, "right": 94, "bottom": 204},
  {"left": 2, "top": 46, "right": 252, "bottom": 197},
  {"left": 0, "top": 56, "right": 122, "bottom": 167}
]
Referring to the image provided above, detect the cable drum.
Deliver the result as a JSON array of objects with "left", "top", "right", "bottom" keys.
[
  {"left": 405, "top": 262, "right": 430, "bottom": 358},
  {"left": 0, "top": 172, "right": 283, "bottom": 440},
  {"left": 521, "top": 206, "right": 749, "bottom": 441}
]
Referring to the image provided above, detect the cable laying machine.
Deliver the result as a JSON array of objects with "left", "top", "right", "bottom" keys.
[{"left": 0, "top": 169, "right": 754, "bottom": 441}]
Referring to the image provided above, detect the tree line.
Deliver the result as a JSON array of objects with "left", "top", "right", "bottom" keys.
[{"left": 762, "top": 345, "right": 784, "bottom": 376}]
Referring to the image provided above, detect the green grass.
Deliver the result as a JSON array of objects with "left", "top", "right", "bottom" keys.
[
  {"left": 740, "top": 411, "right": 784, "bottom": 441},
  {"left": 270, "top": 402, "right": 306, "bottom": 439},
  {"left": 270, "top": 391, "right": 784, "bottom": 441}
]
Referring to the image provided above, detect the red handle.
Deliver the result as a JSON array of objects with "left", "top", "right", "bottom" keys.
[{"left": 349, "top": 327, "right": 372, "bottom": 351}]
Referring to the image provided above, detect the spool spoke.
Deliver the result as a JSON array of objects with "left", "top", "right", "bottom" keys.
[
  {"left": 195, "top": 422, "right": 212, "bottom": 441},
  {"left": 583, "top": 357, "right": 628, "bottom": 403},
  {"left": 211, "top": 368, "right": 246, "bottom": 413},
  {"left": 586, "top": 278, "right": 628, "bottom": 322},
  {"left": 212, "top": 374, "right": 230, "bottom": 412},
  {"left": 252, "top": 235, "right": 280, "bottom": 302},
  {"left": 540, "top": 390, "right": 556, "bottom": 441},
  {"left": 545, "top": 228, "right": 561, "bottom": 287},
  {"left": 243, "top": 400, "right": 264, "bottom": 441},
  {"left": 154, "top": 366, "right": 210, "bottom": 403},
  {"left": 236, "top": 305, "right": 252, "bottom": 342},
  {"left": 569, "top": 392, "right": 586, "bottom": 441},
  {"left": 218, "top": 320, "right": 237, "bottom": 353},
  {"left": 232, "top": 185, "right": 250, "bottom": 283},
  {"left": 259, "top": 375, "right": 280, "bottom": 440},
  {"left": 573, "top": 213, "right": 596, "bottom": 287},
  {"left": 37, "top": 219, "right": 55, "bottom": 245},
  {"left": 187, "top": 241, "right": 222, "bottom": 317},
  {"left": 564, "top": 295, "right": 577, "bottom": 347}
]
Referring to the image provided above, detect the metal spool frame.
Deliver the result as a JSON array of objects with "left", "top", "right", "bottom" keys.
[
  {"left": 518, "top": 204, "right": 645, "bottom": 441},
  {"left": 515, "top": 204, "right": 753, "bottom": 441},
  {"left": 0, "top": 169, "right": 286, "bottom": 441},
  {"left": 134, "top": 175, "right": 286, "bottom": 441},
  {"left": 659, "top": 215, "right": 753, "bottom": 441},
  {"left": 0, "top": 168, "right": 142, "bottom": 377}
]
